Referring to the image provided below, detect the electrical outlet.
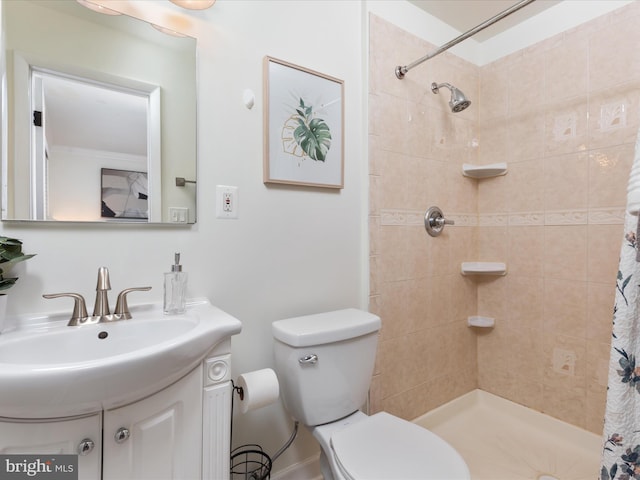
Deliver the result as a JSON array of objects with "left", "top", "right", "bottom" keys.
[
  {"left": 223, "top": 192, "right": 233, "bottom": 212},
  {"left": 216, "top": 185, "right": 238, "bottom": 219}
]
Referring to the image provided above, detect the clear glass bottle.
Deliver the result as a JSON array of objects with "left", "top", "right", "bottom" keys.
[{"left": 164, "top": 253, "right": 187, "bottom": 314}]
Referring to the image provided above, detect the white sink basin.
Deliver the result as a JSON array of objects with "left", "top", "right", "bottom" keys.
[{"left": 0, "top": 299, "right": 241, "bottom": 418}]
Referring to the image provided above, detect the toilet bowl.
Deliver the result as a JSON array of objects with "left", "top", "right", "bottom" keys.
[
  {"left": 272, "top": 309, "right": 470, "bottom": 480},
  {"left": 313, "top": 411, "right": 469, "bottom": 480}
]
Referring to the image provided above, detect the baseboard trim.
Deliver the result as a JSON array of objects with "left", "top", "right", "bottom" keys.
[{"left": 271, "top": 453, "right": 321, "bottom": 480}]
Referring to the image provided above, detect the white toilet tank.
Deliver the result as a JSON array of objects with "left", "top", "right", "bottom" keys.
[{"left": 272, "top": 309, "right": 381, "bottom": 427}]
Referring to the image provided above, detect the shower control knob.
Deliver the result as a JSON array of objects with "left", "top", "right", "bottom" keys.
[{"left": 425, "top": 206, "right": 454, "bottom": 237}]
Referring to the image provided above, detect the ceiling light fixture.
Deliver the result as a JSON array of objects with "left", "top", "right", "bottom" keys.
[
  {"left": 75, "top": 0, "right": 122, "bottom": 15},
  {"left": 169, "top": 0, "right": 215, "bottom": 10}
]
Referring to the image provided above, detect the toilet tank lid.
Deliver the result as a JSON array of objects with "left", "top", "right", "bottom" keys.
[{"left": 272, "top": 309, "right": 381, "bottom": 347}]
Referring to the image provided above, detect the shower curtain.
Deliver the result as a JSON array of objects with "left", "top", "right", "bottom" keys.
[{"left": 601, "top": 127, "right": 640, "bottom": 480}]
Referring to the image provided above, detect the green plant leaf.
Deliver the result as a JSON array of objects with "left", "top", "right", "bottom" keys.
[
  {"left": 290, "top": 98, "right": 332, "bottom": 162},
  {"left": 0, "top": 236, "right": 35, "bottom": 290},
  {"left": 0, "top": 277, "right": 17, "bottom": 291}
]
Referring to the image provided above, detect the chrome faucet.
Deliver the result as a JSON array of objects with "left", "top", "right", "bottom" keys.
[
  {"left": 43, "top": 267, "right": 151, "bottom": 326},
  {"left": 93, "top": 266, "right": 111, "bottom": 318}
]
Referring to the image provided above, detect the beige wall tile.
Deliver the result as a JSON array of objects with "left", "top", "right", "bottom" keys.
[
  {"left": 542, "top": 382, "right": 586, "bottom": 429},
  {"left": 378, "top": 150, "right": 409, "bottom": 209},
  {"left": 507, "top": 160, "right": 545, "bottom": 213},
  {"left": 543, "top": 225, "right": 588, "bottom": 281},
  {"left": 588, "top": 83, "right": 640, "bottom": 151},
  {"left": 587, "top": 224, "right": 624, "bottom": 284},
  {"left": 426, "top": 276, "right": 454, "bottom": 327},
  {"left": 543, "top": 153, "right": 589, "bottom": 212},
  {"left": 545, "top": 34, "right": 588, "bottom": 103},
  {"left": 588, "top": 144, "right": 634, "bottom": 209},
  {"left": 507, "top": 226, "right": 544, "bottom": 277},
  {"left": 479, "top": 60, "right": 509, "bottom": 121},
  {"left": 379, "top": 225, "right": 409, "bottom": 282},
  {"left": 508, "top": 50, "right": 545, "bottom": 115},
  {"left": 589, "top": 12, "right": 640, "bottom": 92},
  {"left": 478, "top": 117, "right": 508, "bottom": 165},
  {"left": 379, "top": 279, "right": 413, "bottom": 341},
  {"left": 477, "top": 277, "right": 507, "bottom": 321},
  {"left": 506, "top": 276, "right": 544, "bottom": 330},
  {"left": 543, "top": 278, "right": 588, "bottom": 337},
  {"left": 446, "top": 164, "right": 478, "bottom": 213},
  {"left": 478, "top": 226, "right": 508, "bottom": 261},
  {"left": 544, "top": 97, "right": 588, "bottom": 157},
  {"left": 506, "top": 110, "right": 545, "bottom": 162},
  {"left": 406, "top": 226, "right": 431, "bottom": 280},
  {"left": 587, "top": 282, "right": 615, "bottom": 343}
]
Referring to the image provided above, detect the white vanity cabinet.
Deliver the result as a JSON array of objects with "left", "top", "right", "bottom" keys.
[
  {"left": 0, "top": 367, "right": 201, "bottom": 480},
  {"left": 0, "top": 300, "right": 240, "bottom": 480},
  {"left": 103, "top": 365, "right": 202, "bottom": 480},
  {"left": 0, "top": 359, "right": 233, "bottom": 480},
  {"left": 0, "top": 413, "right": 102, "bottom": 480}
]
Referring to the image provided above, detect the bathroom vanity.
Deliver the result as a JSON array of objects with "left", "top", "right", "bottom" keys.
[{"left": 0, "top": 299, "right": 241, "bottom": 480}]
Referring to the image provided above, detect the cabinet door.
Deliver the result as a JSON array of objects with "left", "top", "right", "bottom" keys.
[
  {"left": 0, "top": 414, "right": 102, "bottom": 480},
  {"left": 103, "top": 365, "right": 203, "bottom": 480}
]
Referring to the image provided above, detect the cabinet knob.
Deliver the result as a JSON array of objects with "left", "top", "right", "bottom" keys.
[
  {"left": 77, "top": 438, "right": 95, "bottom": 456},
  {"left": 114, "top": 427, "right": 130, "bottom": 444}
]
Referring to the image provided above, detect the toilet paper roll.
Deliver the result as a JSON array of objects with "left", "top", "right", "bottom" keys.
[{"left": 237, "top": 368, "right": 280, "bottom": 413}]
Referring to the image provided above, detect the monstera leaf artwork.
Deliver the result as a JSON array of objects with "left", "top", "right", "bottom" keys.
[
  {"left": 282, "top": 98, "right": 332, "bottom": 162},
  {"left": 265, "top": 57, "right": 344, "bottom": 188}
]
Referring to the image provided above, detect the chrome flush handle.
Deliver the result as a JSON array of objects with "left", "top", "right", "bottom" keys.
[{"left": 298, "top": 354, "right": 318, "bottom": 365}]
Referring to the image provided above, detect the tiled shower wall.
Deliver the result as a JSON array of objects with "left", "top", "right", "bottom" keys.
[
  {"left": 368, "top": 14, "right": 480, "bottom": 420},
  {"left": 369, "top": 1, "right": 640, "bottom": 434},
  {"left": 475, "top": 2, "right": 640, "bottom": 433}
]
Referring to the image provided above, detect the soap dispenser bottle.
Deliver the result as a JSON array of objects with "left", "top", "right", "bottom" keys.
[{"left": 164, "top": 253, "right": 187, "bottom": 315}]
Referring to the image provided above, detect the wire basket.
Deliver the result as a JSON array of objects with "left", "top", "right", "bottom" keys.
[{"left": 230, "top": 444, "right": 272, "bottom": 480}]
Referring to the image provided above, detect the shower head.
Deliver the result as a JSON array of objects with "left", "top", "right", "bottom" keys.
[{"left": 431, "top": 82, "right": 471, "bottom": 113}]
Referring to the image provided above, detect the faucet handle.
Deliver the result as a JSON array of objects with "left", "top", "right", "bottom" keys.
[
  {"left": 114, "top": 287, "right": 152, "bottom": 319},
  {"left": 42, "top": 293, "right": 89, "bottom": 326}
]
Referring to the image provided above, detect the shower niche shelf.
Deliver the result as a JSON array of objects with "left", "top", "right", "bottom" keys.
[
  {"left": 462, "top": 163, "right": 507, "bottom": 179},
  {"left": 461, "top": 262, "right": 507, "bottom": 276},
  {"left": 467, "top": 316, "right": 495, "bottom": 328}
]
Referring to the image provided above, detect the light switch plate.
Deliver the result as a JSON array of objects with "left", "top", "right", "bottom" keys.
[{"left": 169, "top": 207, "right": 188, "bottom": 223}]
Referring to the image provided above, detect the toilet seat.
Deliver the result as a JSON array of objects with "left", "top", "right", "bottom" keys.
[{"left": 330, "top": 412, "right": 470, "bottom": 480}]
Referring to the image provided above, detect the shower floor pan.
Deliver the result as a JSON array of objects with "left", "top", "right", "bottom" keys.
[{"left": 413, "top": 390, "right": 601, "bottom": 480}]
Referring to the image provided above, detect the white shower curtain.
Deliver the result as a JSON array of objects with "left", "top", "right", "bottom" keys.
[{"left": 600, "top": 128, "right": 640, "bottom": 480}]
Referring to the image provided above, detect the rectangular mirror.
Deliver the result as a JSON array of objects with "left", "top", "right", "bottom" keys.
[{"left": 1, "top": 0, "right": 197, "bottom": 224}]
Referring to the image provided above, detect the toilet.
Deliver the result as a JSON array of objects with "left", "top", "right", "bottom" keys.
[{"left": 272, "top": 308, "right": 470, "bottom": 480}]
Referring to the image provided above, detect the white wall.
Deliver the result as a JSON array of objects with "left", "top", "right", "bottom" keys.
[{"left": 1, "top": 0, "right": 365, "bottom": 475}]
